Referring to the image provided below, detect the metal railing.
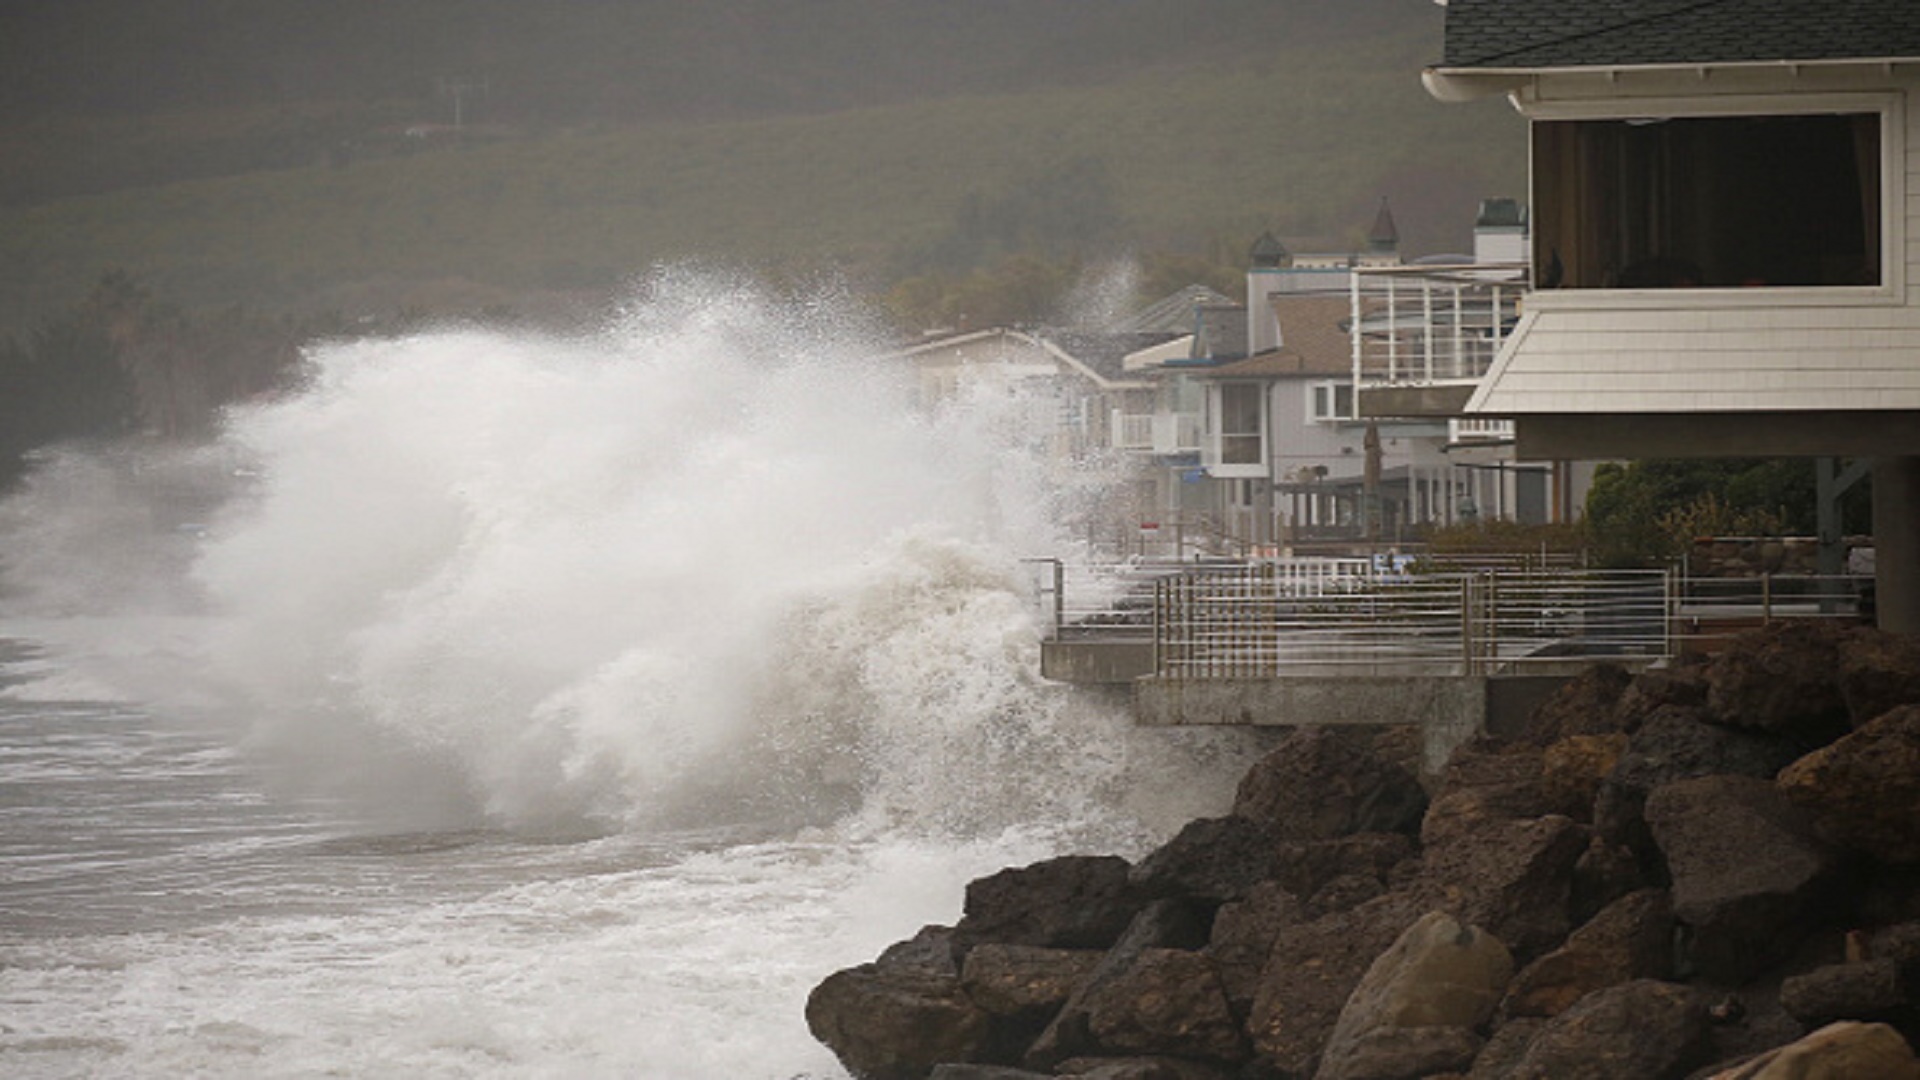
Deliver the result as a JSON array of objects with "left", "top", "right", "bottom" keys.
[
  {"left": 1034, "top": 556, "right": 1877, "bottom": 679},
  {"left": 1152, "top": 567, "right": 1676, "bottom": 679},
  {"left": 1350, "top": 262, "right": 1528, "bottom": 390},
  {"left": 1671, "top": 573, "right": 1871, "bottom": 653}
]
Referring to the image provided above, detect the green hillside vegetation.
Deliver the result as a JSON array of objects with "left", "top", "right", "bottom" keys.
[{"left": 0, "top": 30, "right": 1525, "bottom": 336}]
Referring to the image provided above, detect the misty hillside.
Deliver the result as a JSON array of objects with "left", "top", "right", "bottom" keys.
[{"left": 0, "top": 0, "right": 1527, "bottom": 332}]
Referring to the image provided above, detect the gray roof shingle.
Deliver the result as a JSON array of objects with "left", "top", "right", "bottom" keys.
[{"left": 1441, "top": 0, "right": 1920, "bottom": 69}]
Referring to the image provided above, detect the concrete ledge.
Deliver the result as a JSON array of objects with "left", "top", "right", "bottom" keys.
[
  {"left": 1040, "top": 639, "right": 1156, "bottom": 684},
  {"left": 1134, "top": 673, "right": 1573, "bottom": 777},
  {"left": 1358, "top": 384, "right": 1476, "bottom": 419}
]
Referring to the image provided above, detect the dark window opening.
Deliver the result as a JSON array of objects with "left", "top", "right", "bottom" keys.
[{"left": 1534, "top": 113, "right": 1881, "bottom": 289}]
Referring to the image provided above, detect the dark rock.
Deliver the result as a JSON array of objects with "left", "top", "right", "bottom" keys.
[
  {"left": 1232, "top": 728, "right": 1428, "bottom": 841},
  {"left": 1269, "top": 833, "right": 1416, "bottom": 911},
  {"left": 1519, "top": 663, "right": 1635, "bottom": 746},
  {"left": 1644, "top": 774, "right": 1841, "bottom": 982},
  {"left": 881, "top": 925, "right": 963, "bottom": 975},
  {"left": 1614, "top": 657, "right": 1710, "bottom": 733},
  {"left": 1503, "top": 888, "right": 1674, "bottom": 1019},
  {"left": 1569, "top": 833, "right": 1647, "bottom": 925},
  {"left": 1420, "top": 810, "right": 1589, "bottom": 961},
  {"left": 1777, "top": 704, "right": 1920, "bottom": 864},
  {"left": 1502, "top": 979, "right": 1713, "bottom": 1080},
  {"left": 1054, "top": 1057, "right": 1235, "bottom": 1080},
  {"left": 955, "top": 855, "right": 1143, "bottom": 954},
  {"left": 1539, "top": 734, "right": 1629, "bottom": 823},
  {"left": 1594, "top": 704, "right": 1805, "bottom": 872},
  {"left": 1466, "top": 1016, "right": 1545, "bottom": 1079},
  {"left": 1025, "top": 899, "right": 1212, "bottom": 1070},
  {"left": 1316, "top": 910, "right": 1512, "bottom": 1080},
  {"left": 1077, "top": 948, "right": 1247, "bottom": 1064},
  {"left": 1779, "top": 958, "right": 1910, "bottom": 1027},
  {"left": 1205, "top": 881, "right": 1303, "bottom": 1016},
  {"left": 1837, "top": 626, "right": 1920, "bottom": 727},
  {"left": 1129, "top": 815, "right": 1278, "bottom": 904},
  {"left": 808, "top": 953, "right": 993, "bottom": 1080},
  {"left": 1705, "top": 621, "right": 1852, "bottom": 746},
  {"left": 1244, "top": 889, "right": 1432, "bottom": 1077},
  {"left": 1427, "top": 742, "right": 1554, "bottom": 827},
  {"left": 1873, "top": 920, "right": 1920, "bottom": 974},
  {"left": 961, "top": 944, "right": 1102, "bottom": 1021},
  {"left": 928, "top": 1067, "right": 1052, "bottom": 1080}
]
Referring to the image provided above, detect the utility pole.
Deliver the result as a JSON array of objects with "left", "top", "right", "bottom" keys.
[{"left": 436, "top": 76, "right": 487, "bottom": 130}]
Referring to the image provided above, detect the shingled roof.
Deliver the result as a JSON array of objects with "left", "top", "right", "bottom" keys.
[{"left": 1440, "top": 0, "right": 1920, "bottom": 70}]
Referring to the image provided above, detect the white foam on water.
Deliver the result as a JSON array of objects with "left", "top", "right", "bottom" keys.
[{"left": 0, "top": 273, "right": 1275, "bottom": 1078}]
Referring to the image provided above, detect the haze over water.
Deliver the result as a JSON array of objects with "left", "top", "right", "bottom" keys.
[{"left": 0, "top": 275, "right": 1268, "bottom": 1078}]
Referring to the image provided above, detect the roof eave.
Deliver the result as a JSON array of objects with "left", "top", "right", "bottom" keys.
[{"left": 1425, "top": 55, "right": 1920, "bottom": 103}]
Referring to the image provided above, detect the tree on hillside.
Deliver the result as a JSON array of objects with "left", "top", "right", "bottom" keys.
[{"left": 0, "top": 272, "right": 307, "bottom": 488}]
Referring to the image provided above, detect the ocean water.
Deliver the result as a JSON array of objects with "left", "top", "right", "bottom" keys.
[{"left": 0, "top": 275, "right": 1271, "bottom": 1079}]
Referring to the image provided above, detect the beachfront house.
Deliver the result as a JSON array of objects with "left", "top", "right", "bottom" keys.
[{"left": 1401, "top": 0, "right": 1920, "bottom": 633}]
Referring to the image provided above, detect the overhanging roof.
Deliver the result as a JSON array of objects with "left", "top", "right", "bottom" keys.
[
  {"left": 1426, "top": 0, "right": 1920, "bottom": 100},
  {"left": 1439, "top": 0, "right": 1920, "bottom": 71}
]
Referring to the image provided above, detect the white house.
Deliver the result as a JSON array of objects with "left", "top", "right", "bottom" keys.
[{"left": 1414, "top": 0, "right": 1920, "bottom": 633}]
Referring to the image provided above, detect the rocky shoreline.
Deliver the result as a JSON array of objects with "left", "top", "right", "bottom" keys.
[{"left": 807, "top": 621, "right": 1920, "bottom": 1079}]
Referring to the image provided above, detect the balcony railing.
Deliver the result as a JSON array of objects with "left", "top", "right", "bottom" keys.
[
  {"left": 1449, "top": 418, "right": 1516, "bottom": 443},
  {"left": 1110, "top": 410, "right": 1203, "bottom": 455},
  {"left": 1351, "top": 262, "right": 1529, "bottom": 390}
]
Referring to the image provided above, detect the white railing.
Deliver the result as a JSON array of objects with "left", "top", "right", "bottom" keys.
[
  {"left": 1109, "top": 411, "right": 1203, "bottom": 455},
  {"left": 1450, "top": 418, "right": 1516, "bottom": 443},
  {"left": 1351, "top": 262, "right": 1529, "bottom": 389},
  {"left": 1112, "top": 411, "right": 1154, "bottom": 450}
]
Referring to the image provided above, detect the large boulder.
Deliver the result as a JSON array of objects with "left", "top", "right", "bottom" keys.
[
  {"left": 1502, "top": 979, "right": 1714, "bottom": 1080},
  {"left": 1837, "top": 626, "right": 1920, "bottom": 726},
  {"left": 1129, "top": 815, "right": 1278, "bottom": 904},
  {"left": 1315, "top": 910, "right": 1513, "bottom": 1080},
  {"left": 1076, "top": 949, "right": 1247, "bottom": 1064},
  {"left": 1502, "top": 887, "right": 1674, "bottom": 1019},
  {"left": 1701, "top": 1020, "right": 1920, "bottom": 1080},
  {"left": 1517, "top": 663, "right": 1635, "bottom": 746},
  {"left": 1051, "top": 1058, "right": 1234, "bottom": 1080},
  {"left": 1244, "top": 890, "right": 1432, "bottom": 1077},
  {"left": 1539, "top": 734, "right": 1630, "bottom": 824},
  {"left": 808, "top": 928, "right": 993, "bottom": 1080},
  {"left": 1269, "top": 832, "right": 1416, "bottom": 919},
  {"left": 1594, "top": 704, "right": 1805, "bottom": 871},
  {"left": 1024, "top": 900, "right": 1212, "bottom": 1070},
  {"left": 1205, "top": 881, "right": 1303, "bottom": 1015},
  {"left": 1426, "top": 742, "right": 1555, "bottom": 826},
  {"left": 1777, "top": 703, "right": 1920, "bottom": 864},
  {"left": 1644, "top": 774, "right": 1842, "bottom": 982},
  {"left": 1779, "top": 958, "right": 1909, "bottom": 1029},
  {"left": 961, "top": 944, "right": 1104, "bottom": 1058},
  {"left": 1420, "top": 809, "right": 1589, "bottom": 961},
  {"left": 1231, "top": 728, "right": 1427, "bottom": 840},
  {"left": 1613, "top": 655, "right": 1710, "bottom": 733},
  {"left": 1705, "top": 621, "right": 1852, "bottom": 746},
  {"left": 954, "top": 855, "right": 1144, "bottom": 954}
]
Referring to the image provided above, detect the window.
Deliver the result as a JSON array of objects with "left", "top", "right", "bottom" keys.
[
  {"left": 1219, "top": 383, "right": 1263, "bottom": 466},
  {"left": 1310, "top": 381, "right": 1354, "bottom": 423},
  {"left": 1533, "top": 111, "right": 1881, "bottom": 289}
]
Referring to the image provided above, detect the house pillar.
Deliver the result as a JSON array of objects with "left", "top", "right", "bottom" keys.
[{"left": 1874, "top": 457, "right": 1920, "bottom": 637}]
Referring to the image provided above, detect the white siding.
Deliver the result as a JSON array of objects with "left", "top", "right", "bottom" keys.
[{"left": 1469, "top": 72, "right": 1920, "bottom": 417}]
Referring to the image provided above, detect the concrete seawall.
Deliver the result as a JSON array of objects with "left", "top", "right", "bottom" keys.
[{"left": 1134, "top": 673, "right": 1570, "bottom": 777}]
